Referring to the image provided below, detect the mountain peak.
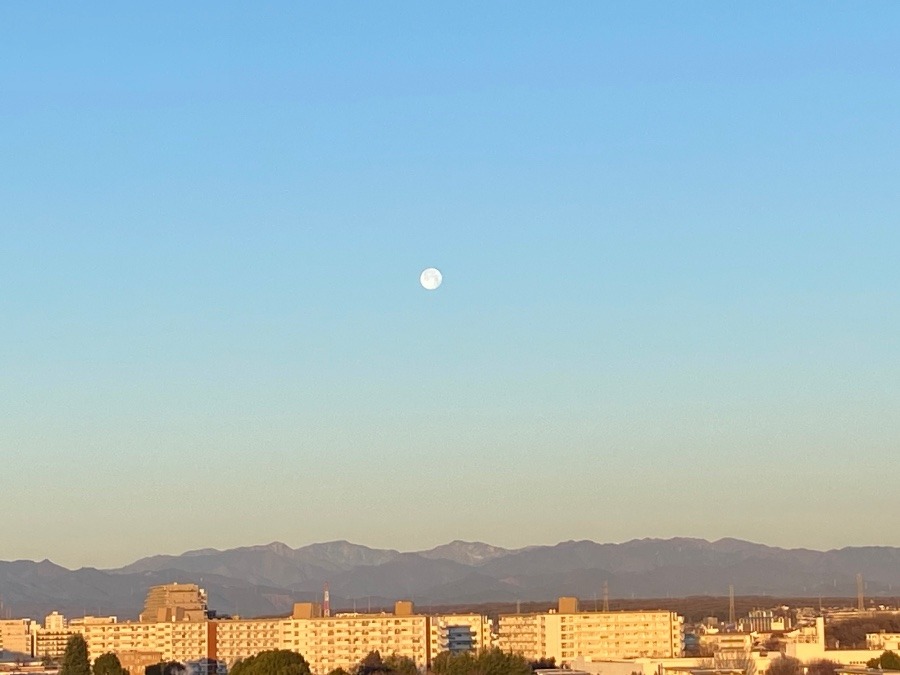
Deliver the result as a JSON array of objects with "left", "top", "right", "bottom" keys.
[{"left": 418, "top": 541, "right": 513, "bottom": 565}]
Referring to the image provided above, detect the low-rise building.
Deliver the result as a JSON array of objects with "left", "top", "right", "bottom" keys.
[{"left": 865, "top": 633, "right": 900, "bottom": 651}]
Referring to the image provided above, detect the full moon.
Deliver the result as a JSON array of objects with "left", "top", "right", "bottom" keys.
[{"left": 419, "top": 267, "right": 442, "bottom": 290}]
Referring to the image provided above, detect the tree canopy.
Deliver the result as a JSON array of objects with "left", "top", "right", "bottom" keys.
[
  {"left": 529, "top": 659, "right": 556, "bottom": 671},
  {"left": 93, "top": 652, "right": 127, "bottom": 675},
  {"left": 383, "top": 655, "right": 419, "bottom": 675},
  {"left": 358, "top": 651, "right": 389, "bottom": 675},
  {"left": 229, "top": 649, "right": 312, "bottom": 675},
  {"left": 867, "top": 651, "right": 900, "bottom": 671},
  {"left": 827, "top": 618, "right": 900, "bottom": 649},
  {"left": 806, "top": 660, "right": 838, "bottom": 675},
  {"left": 432, "top": 649, "right": 531, "bottom": 675},
  {"left": 766, "top": 656, "right": 801, "bottom": 675},
  {"left": 146, "top": 662, "right": 185, "bottom": 675},
  {"left": 60, "top": 634, "right": 91, "bottom": 675}
]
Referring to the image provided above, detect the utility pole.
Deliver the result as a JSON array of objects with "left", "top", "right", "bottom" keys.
[{"left": 728, "top": 585, "right": 736, "bottom": 625}]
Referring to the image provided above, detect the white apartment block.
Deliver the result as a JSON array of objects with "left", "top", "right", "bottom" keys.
[
  {"left": 17, "top": 600, "right": 489, "bottom": 674},
  {"left": 0, "top": 619, "right": 33, "bottom": 656},
  {"left": 499, "top": 597, "right": 683, "bottom": 666},
  {"left": 281, "top": 613, "right": 429, "bottom": 674},
  {"left": 215, "top": 618, "right": 283, "bottom": 666},
  {"left": 75, "top": 616, "right": 211, "bottom": 664}
]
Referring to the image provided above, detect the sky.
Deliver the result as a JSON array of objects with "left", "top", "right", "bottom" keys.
[{"left": 1, "top": 3, "right": 899, "bottom": 569}]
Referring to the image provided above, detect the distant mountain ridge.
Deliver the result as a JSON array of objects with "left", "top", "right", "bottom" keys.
[{"left": 3, "top": 537, "right": 900, "bottom": 620}]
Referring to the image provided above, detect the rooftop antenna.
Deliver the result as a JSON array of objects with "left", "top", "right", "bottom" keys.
[
  {"left": 603, "top": 581, "right": 610, "bottom": 612},
  {"left": 728, "top": 585, "right": 736, "bottom": 625}
]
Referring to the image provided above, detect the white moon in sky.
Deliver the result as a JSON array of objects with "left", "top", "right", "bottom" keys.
[{"left": 419, "top": 267, "right": 442, "bottom": 290}]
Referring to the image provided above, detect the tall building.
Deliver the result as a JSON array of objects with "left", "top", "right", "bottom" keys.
[
  {"left": 499, "top": 597, "right": 683, "bottom": 666},
  {"left": 44, "top": 612, "right": 66, "bottom": 633},
  {"left": 31, "top": 612, "right": 76, "bottom": 661},
  {"left": 141, "top": 583, "right": 208, "bottom": 622}
]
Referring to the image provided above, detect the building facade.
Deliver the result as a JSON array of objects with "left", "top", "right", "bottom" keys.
[
  {"left": 429, "top": 614, "right": 492, "bottom": 655},
  {"left": 7, "top": 594, "right": 493, "bottom": 673},
  {"left": 499, "top": 598, "right": 684, "bottom": 666},
  {"left": 0, "top": 619, "right": 32, "bottom": 656}
]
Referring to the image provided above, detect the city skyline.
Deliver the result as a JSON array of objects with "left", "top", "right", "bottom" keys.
[{"left": 2, "top": 2, "right": 900, "bottom": 569}]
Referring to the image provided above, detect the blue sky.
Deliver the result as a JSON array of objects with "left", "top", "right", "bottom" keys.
[{"left": 1, "top": 3, "right": 899, "bottom": 568}]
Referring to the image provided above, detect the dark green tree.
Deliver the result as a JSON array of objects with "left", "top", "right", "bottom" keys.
[
  {"left": 766, "top": 656, "right": 801, "bottom": 675},
  {"left": 475, "top": 648, "right": 531, "bottom": 675},
  {"left": 867, "top": 651, "right": 900, "bottom": 670},
  {"left": 60, "top": 634, "right": 91, "bottom": 675},
  {"left": 806, "top": 660, "right": 838, "bottom": 675},
  {"left": 146, "top": 662, "right": 185, "bottom": 675},
  {"left": 433, "top": 649, "right": 530, "bottom": 675},
  {"left": 432, "top": 651, "right": 475, "bottom": 675},
  {"left": 384, "top": 654, "right": 419, "bottom": 675},
  {"left": 93, "top": 652, "right": 127, "bottom": 675},
  {"left": 229, "top": 649, "right": 311, "bottom": 675},
  {"left": 358, "top": 651, "right": 388, "bottom": 675},
  {"left": 529, "top": 658, "right": 556, "bottom": 671}
]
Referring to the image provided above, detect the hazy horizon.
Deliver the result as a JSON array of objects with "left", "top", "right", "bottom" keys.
[{"left": 3, "top": 3, "right": 899, "bottom": 570}]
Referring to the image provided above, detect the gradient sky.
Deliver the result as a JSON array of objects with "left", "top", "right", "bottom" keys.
[{"left": 2, "top": 3, "right": 899, "bottom": 569}]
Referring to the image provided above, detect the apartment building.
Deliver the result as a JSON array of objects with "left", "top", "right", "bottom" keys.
[
  {"left": 75, "top": 616, "right": 211, "bottom": 664},
  {"left": 14, "top": 588, "right": 491, "bottom": 673},
  {"left": 215, "top": 617, "right": 283, "bottom": 665},
  {"left": 0, "top": 619, "right": 32, "bottom": 656},
  {"left": 430, "top": 614, "right": 493, "bottom": 655},
  {"left": 31, "top": 613, "right": 77, "bottom": 661},
  {"left": 280, "top": 603, "right": 430, "bottom": 675},
  {"left": 698, "top": 631, "right": 753, "bottom": 655},
  {"left": 499, "top": 597, "right": 683, "bottom": 666}
]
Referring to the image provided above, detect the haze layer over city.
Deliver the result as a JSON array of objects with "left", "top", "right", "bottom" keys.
[{"left": 2, "top": 2, "right": 899, "bottom": 575}]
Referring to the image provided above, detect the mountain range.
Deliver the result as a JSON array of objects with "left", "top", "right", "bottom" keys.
[{"left": 3, "top": 538, "right": 900, "bottom": 620}]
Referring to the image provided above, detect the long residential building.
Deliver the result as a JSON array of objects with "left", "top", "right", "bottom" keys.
[
  {"left": 21, "top": 594, "right": 493, "bottom": 674},
  {"left": 499, "top": 597, "right": 684, "bottom": 666}
]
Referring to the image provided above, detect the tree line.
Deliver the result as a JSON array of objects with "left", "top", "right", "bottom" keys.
[{"left": 59, "top": 634, "right": 537, "bottom": 675}]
